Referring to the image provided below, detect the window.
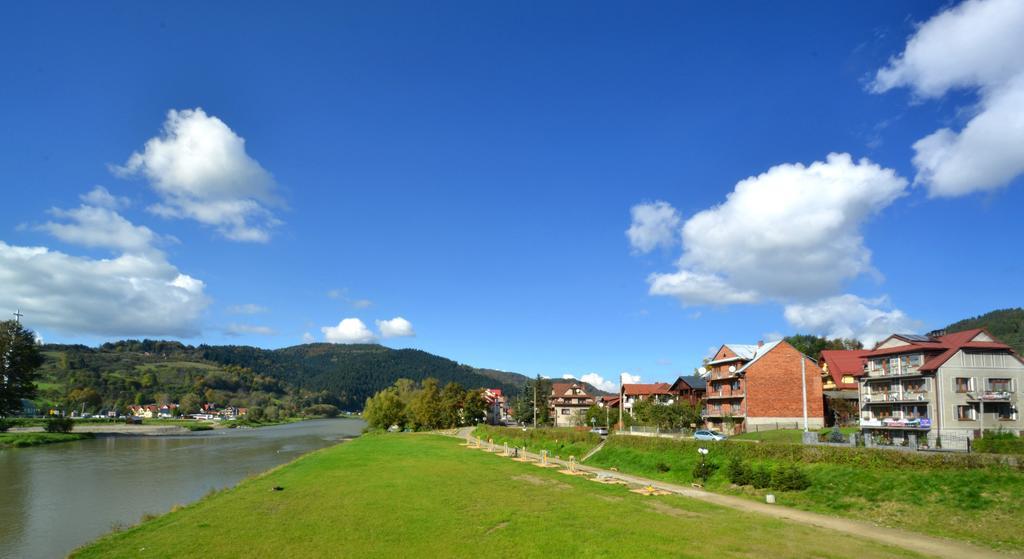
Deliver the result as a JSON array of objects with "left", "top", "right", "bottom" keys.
[
  {"left": 560, "top": 409, "right": 569, "bottom": 415},
  {"left": 995, "top": 405, "right": 1017, "bottom": 421},
  {"left": 955, "top": 405, "right": 976, "bottom": 421},
  {"left": 954, "top": 377, "right": 974, "bottom": 393},
  {"left": 842, "top": 375, "right": 855, "bottom": 384},
  {"left": 988, "top": 378, "right": 1013, "bottom": 393}
]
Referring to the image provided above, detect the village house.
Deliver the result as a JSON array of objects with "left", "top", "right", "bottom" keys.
[
  {"left": 819, "top": 349, "right": 868, "bottom": 424},
  {"left": 549, "top": 382, "right": 594, "bottom": 427},
  {"left": 128, "top": 404, "right": 178, "bottom": 418},
  {"left": 669, "top": 375, "right": 707, "bottom": 405},
  {"left": 703, "top": 341, "right": 825, "bottom": 434},
  {"left": 621, "top": 383, "right": 673, "bottom": 415},
  {"left": 482, "top": 388, "right": 509, "bottom": 425},
  {"left": 856, "top": 329, "right": 1023, "bottom": 445}
]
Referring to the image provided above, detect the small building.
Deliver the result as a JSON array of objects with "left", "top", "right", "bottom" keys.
[
  {"left": 621, "top": 383, "right": 673, "bottom": 414},
  {"left": 669, "top": 375, "right": 707, "bottom": 405},
  {"left": 703, "top": 341, "right": 825, "bottom": 434},
  {"left": 482, "top": 388, "right": 509, "bottom": 425},
  {"left": 549, "top": 382, "right": 594, "bottom": 427},
  {"left": 820, "top": 349, "right": 869, "bottom": 425}
]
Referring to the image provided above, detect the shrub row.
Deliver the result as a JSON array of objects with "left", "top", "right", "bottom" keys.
[
  {"left": 472, "top": 425, "right": 601, "bottom": 458},
  {"left": 606, "top": 434, "right": 1004, "bottom": 470},
  {"left": 727, "top": 457, "right": 811, "bottom": 491}
]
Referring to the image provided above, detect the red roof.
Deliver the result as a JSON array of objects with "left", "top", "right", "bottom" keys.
[
  {"left": 820, "top": 350, "right": 869, "bottom": 388},
  {"left": 864, "top": 329, "right": 1021, "bottom": 372},
  {"left": 622, "top": 383, "right": 672, "bottom": 396}
]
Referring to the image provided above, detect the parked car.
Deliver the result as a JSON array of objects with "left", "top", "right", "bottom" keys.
[
  {"left": 693, "top": 429, "right": 727, "bottom": 441},
  {"left": 590, "top": 427, "right": 609, "bottom": 436}
]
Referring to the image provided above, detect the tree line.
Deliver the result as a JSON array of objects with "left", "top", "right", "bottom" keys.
[{"left": 363, "top": 378, "right": 488, "bottom": 430}]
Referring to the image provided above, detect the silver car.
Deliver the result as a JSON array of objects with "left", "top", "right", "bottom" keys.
[{"left": 693, "top": 429, "right": 727, "bottom": 441}]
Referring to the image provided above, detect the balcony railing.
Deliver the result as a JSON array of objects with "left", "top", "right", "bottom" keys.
[
  {"left": 706, "top": 391, "right": 745, "bottom": 400},
  {"left": 864, "top": 366, "right": 923, "bottom": 379},
  {"left": 859, "top": 417, "right": 932, "bottom": 429},
  {"left": 862, "top": 392, "right": 929, "bottom": 404},
  {"left": 967, "top": 391, "right": 1013, "bottom": 402}
]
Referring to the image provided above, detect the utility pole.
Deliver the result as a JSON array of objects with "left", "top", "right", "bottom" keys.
[
  {"left": 618, "top": 372, "right": 624, "bottom": 430},
  {"left": 801, "top": 356, "right": 809, "bottom": 432},
  {"left": 533, "top": 382, "right": 539, "bottom": 428}
]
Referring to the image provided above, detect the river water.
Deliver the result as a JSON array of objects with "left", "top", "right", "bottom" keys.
[{"left": 0, "top": 418, "right": 365, "bottom": 559}]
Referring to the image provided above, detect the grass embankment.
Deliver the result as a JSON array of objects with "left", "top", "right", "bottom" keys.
[
  {"left": 586, "top": 435, "right": 1024, "bottom": 552},
  {"left": 0, "top": 432, "right": 92, "bottom": 448},
  {"left": 472, "top": 425, "right": 601, "bottom": 459},
  {"left": 74, "top": 434, "right": 916, "bottom": 558},
  {"left": 732, "top": 427, "right": 857, "bottom": 444}
]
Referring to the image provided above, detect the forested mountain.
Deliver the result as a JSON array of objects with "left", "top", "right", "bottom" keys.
[
  {"left": 33, "top": 340, "right": 527, "bottom": 413},
  {"left": 940, "top": 308, "right": 1024, "bottom": 354}
]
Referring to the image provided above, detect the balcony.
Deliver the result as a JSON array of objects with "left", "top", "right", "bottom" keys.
[
  {"left": 706, "top": 391, "right": 745, "bottom": 400},
  {"left": 864, "top": 366, "right": 924, "bottom": 379},
  {"left": 704, "top": 411, "right": 745, "bottom": 418},
  {"left": 862, "top": 392, "right": 929, "bottom": 404},
  {"left": 859, "top": 417, "right": 932, "bottom": 430},
  {"left": 966, "top": 391, "right": 1014, "bottom": 402}
]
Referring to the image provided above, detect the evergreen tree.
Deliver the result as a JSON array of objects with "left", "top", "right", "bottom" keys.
[{"left": 0, "top": 320, "right": 44, "bottom": 416}]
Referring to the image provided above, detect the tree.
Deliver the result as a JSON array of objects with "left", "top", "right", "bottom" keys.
[
  {"left": 0, "top": 320, "right": 44, "bottom": 416},
  {"left": 438, "top": 382, "right": 466, "bottom": 427},
  {"left": 462, "top": 388, "right": 487, "bottom": 426},
  {"left": 784, "top": 334, "right": 862, "bottom": 361},
  {"left": 410, "top": 378, "right": 443, "bottom": 429},
  {"left": 512, "top": 375, "right": 552, "bottom": 426},
  {"left": 363, "top": 387, "right": 407, "bottom": 430},
  {"left": 179, "top": 393, "right": 202, "bottom": 415}
]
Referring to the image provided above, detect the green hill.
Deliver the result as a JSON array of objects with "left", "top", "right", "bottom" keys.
[
  {"left": 33, "top": 340, "right": 529, "bottom": 414},
  {"left": 940, "top": 308, "right": 1024, "bottom": 354}
]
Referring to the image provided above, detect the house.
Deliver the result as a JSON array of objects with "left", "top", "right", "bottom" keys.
[
  {"left": 157, "top": 404, "right": 179, "bottom": 419},
  {"left": 703, "top": 341, "right": 825, "bottom": 434},
  {"left": 820, "top": 349, "right": 869, "bottom": 424},
  {"left": 129, "top": 404, "right": 159, "bottom": 418},
  {"left": 669, "top": 375, "right": 707, "bottom": 405},
  {"left": 549, "top": 382, "right": 594, "bottom": 427},
  {"left": 597, "top": 395, "right": 620, "bottom": 408},
  {"left": 482, "top": 388, "right": 509, "bottom": 425},
  {"left": 621, "top": 383, "right": 673, "bottom": 414},
  {"left": 858, "top": 329, "right": 1024, "bottom": 444}
]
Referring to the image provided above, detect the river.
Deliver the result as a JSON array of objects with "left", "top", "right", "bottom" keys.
[{"left": 0, "top": 418, "right": 365, "bottom": 559}]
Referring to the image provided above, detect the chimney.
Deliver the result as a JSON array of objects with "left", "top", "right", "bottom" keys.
[{"left": 757, "top": 340, "right": 764, "bottom": 348}]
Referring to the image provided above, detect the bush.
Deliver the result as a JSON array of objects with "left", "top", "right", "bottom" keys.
[
  {"left": 727, "top": 456, "right": 752, "bottom": 486},
  {"left": 304, "top": 404, "right": 340, "bottom": 418},
  {"left": 44, "top": 416, "right": 75, "bottom": 433},
  {"left": 771, "top": 464, "right": 812, "bottom": 491},
  {"left": 750, "top": 465, "right": 772, "bottom": 489},
  {"left": 692, "top": 459, "right": 718, "bottom": 483},
  {"left": 0, "top": 418, "right": 11, "bottom": 432},
  {"left": 655, "top": 461, "right": 671, "bottom": 473},
  {"left": 973, "top": 430, "right": 1024, "bottom": 455}
]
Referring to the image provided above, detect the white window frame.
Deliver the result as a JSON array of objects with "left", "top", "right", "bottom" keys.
[{"left": 954, "top": 404, "right": 977, "bottom": 421}]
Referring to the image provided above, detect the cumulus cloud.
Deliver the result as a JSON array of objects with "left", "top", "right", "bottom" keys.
[
  {"left": 647, "top": 154, "right": 907, "bottom": 305},
  {"left": 626, "top": 201, "right": 681, "bottom": 253},
  {"left": 784, "top": 294, "right": 922, "bottom": 347},
  {"left": 39, "top": 204, "right": 163, "bottom": 254},
  {"left": 872, "top": 0, "right": 1024, "bottom": 196},
  {"left": 115, "top": 108, "right": 282, "bottom": 242},
  {"left": 225, "top": 323, "right": 276, "bottom": 336},
  {"left": 580, "top": 373, "right": 617, "bottom": 393},
  {"left": 0, "top": 240, "right": 208, "bottom": 337},
  {"left": 301, "top": 332, "right": 315, "bottom": 343},
  {"left": 376, "top": 317, "right": 415, "bottom": 338},
  {"left": 621, "top": 372, "right": 641, "bottom": 385},
  {"left": 80, "top": 186, "right": 130, "bottom": 209},
  {"left": 226, "top": 303, "right": 268, "bottom": 315},
  {"left": 321, "top": 318, "right": 376, "bottom": 344}
]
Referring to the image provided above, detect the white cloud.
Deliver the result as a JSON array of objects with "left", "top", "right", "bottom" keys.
[
  {"left": 0, "top": 240, "right": 208, "bottom": 337},
  {"left": 226, "top": 303, "right": 268, "bottom": 315},
  {"left": 39, "top": 204, "right": 162, "bottom": 254},
  {"left": 562, "top": 374, "right": 575, "bottom": 380},
  {"left": 80, "top": 186, "right": 130, "bottom": 209},
  {"left": 580, "top": 373, "right": 616, "bottom": 393},
  {"left": 626, "top": 201, "right": 681, "bottom": 253},
  {"left": 352, "top": 299, "right": 373, "bottom": 309},
  {"left": 225, "top": 323, "right": 276, "bottom": 336},
  {"left": 647, "top": 154, "right": 907, "bottom": 305},
  {"left": 115, "top": 108, "right": 282, "bottom": 242},
  {"left": 376, "top": 317, "right": 415, "bottom": 338},
  {"left": 327, "top": 289, "right": 345, "bottom": 299},
  {"left": 301, "top": 332, "right": 315, "bottom": 343},
  {"left": 321, "top": 318, "right": 376, "bottom": 344},
  {"left": 872, "top": 0, "right": 1024, "bottom": 196},
  {"left": 621, "top": 372, "right": 641, "bottom": 385},
  {"left": 783, "top": 294, "right": 922, "bottom": 347}
]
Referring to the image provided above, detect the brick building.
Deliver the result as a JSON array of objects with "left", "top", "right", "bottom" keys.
[{"left": 703, "top": 341, "right": 825, "bottom": 434}]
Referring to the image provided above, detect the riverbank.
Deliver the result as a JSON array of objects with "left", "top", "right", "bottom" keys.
[
  {"left": 475, "top": 427, "right": 1024, "bottom": 553},
  {"left": 73, "top": 434, "right": 920, "bottom": 558},
  {"left": 0, "top": 432, "right": 92, "bottom": 449}
]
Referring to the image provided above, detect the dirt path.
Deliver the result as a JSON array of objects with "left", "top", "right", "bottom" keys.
[{"left": 456, "top": 433, "right": 1015, "bottom": 559}]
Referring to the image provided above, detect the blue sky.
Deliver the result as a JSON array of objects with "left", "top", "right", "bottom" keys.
[{"left": 2, "top": 1, "right": 1022, "bottom": 390}]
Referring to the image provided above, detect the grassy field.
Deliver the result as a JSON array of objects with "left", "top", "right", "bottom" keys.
[
  {"left": 73, "top": 434, "right": 918, "bottom": 559},
  {"left": 732, "top": 427, "right": 858, "bottom": 444},
  {"left": 585, "top": 435, "right": 1024, "bottom": 552},
  {"left": 0, "top": 432, "right": 92, "bottom": 448}
]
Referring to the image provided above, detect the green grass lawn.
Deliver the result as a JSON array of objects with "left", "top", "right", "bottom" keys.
[
  {"left": 0, "top": 432, "right": 92, "bottom": 448},
  {"left": 732, "top": 427, "right": 858, "bottom": 444},
  {"left": 73, "top": 434, "right": 917, "bottom": 559},
  {"left": 585, "top": 435, "right": 1024, "bottom": 552}
]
